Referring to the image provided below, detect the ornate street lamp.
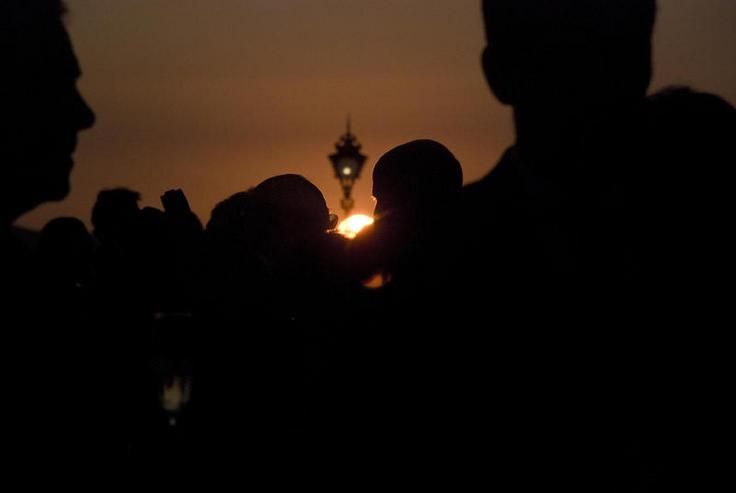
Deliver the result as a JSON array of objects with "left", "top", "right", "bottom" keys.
[{"left": 329, "top": 116, "right": 367, "bottom": 218}]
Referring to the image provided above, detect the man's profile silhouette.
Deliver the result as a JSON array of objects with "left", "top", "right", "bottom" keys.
[
  {"left": 1, "top": 0, "right": 100, "bottom": 474},
  {"left": 1, "top": 0, "right": 95, "bottom": 229}
]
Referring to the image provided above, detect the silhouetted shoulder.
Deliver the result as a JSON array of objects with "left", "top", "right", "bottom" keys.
[
  {"left": 462, "top": 146, "right": 524, "bottom": 218},
  {"left": 647, "top": 87, "right": 736, "bottom": 143},
  {"left": 644, "top": 87, "right": 736, "bottom": 187},
  {"left": 9, "top": 226, "right": 40, "bottom": 251},
  {"left": 648, "top": 86, "right": 736, "bottom": 117}
]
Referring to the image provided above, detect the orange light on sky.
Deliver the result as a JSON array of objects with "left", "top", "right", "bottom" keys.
[{"left": 337, "top": 214, "right": 374, "bottom": 239}]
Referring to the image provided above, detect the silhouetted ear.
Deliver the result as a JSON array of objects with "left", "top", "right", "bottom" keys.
[{"left": 482, "top": 46, "right": 513, "bottom": 105}]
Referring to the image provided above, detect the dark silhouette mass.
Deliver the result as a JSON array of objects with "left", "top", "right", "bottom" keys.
[
  {"left": 2, "top": 0, "right": 102, "bottom": 472},
  {"left": 456, "top": 0, "right": 734, "bottom": 490},
  {"left": 1, "top": 0, "right": 95, "bottom": 226},
  {"left": 349, "top": 139, "right": 463, "bottom": 284},
  {"left": 1, "top": 0, "right": 734, "bottom": 485}
]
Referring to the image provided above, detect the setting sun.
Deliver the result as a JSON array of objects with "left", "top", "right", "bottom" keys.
[{"left": 337, "top": 214, "right": 374, "bottom": 239}]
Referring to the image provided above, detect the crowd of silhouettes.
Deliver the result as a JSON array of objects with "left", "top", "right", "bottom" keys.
[{"left": 2, "top": 0, "right": 735, "bottom": 487}]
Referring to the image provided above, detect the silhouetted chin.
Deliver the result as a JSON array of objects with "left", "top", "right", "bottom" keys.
[
  {"left": 48, "top": 179, "right": 71, "bottom": 202},
  {"left": 38, "top": 156, "right": 73, "bottom": 203}
]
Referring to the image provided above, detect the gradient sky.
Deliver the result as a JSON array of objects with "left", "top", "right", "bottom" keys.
[{"left": 19, "top": 0, "right": 736, "bottom": 229}]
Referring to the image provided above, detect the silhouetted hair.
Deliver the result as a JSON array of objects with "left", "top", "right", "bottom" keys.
[
  {"left": 482, "top": 0, "right": 657, "bottom": 104},
  {"left": 646, "top": 86, "right": 736, "bottom": 183},
  {"left": 2, "top": 1, "right": 67, "bottom": 34},
  {"left": 91, "top": 188, "right": 141, "bottom": 240},
  {"left": 207, "top": 178, "right": 336, "bottom": 245},
  {"left": 373, "top": 140, "right": 463, "bottom": 212},
  {"left": 2, "top": 1, "right": 67, "bottom": 74},
  {"left": 38, "top": 216, "right": 93, "bottom": 260},
  {"left": 254, "top": 174, "right": 335, "bottom": 233},
  {"left": 482, "top": 0, "right": 656, "bottom": 45},
  {"left": 206, "top": 189, "right": 259, "bottom": 247}
]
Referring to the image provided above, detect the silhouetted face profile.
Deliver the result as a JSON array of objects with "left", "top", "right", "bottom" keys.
[
  {"left": 38, "top": 216, "right": 94, "bottom": 284},
  {"left": 372, "top": 140, "right": 463, "bottom": 220},
  {"left": 1, "top": 1, "right": 95, "bottom": 224},
  {"left": 348, "top": 140, "right": 462, "bottom": 282},
  {"left": 481, "top": 0, "right": 657, "bottom": 107}
]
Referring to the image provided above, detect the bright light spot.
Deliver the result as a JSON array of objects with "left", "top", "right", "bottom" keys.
[
  {"left": 338, "top": 214, "right": 374, "bottom": 239},
  {"left": 161, "top": 376, "right": 192, "bottom": 413},
  {"left": 362, "top": 272, "right": 391, "bottom": 289},
  {"left": 342, "top": 166, "right": 353, "bottom": 176}
]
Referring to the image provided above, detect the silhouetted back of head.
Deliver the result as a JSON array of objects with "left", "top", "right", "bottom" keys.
[
  {"left": 207, "top": 176, "right": 335, "bottom": 264},
  {"left": 38, "top": 216, "right": 93, "bottom": 260},
  {"left": 646, "top": 86, "right": 736, "bottom": 195},
  {"left": 2, "top": 0, "right": 66, "bottom": 37},
  {"left": 254, "top": 174, "right": 336, "bottom": 235},
  {"left": 206, "top": 189, "right": 258, "bottom": 248},
  {"left": 91, "top": 188, "right": 142, "bottom": 244},
  {"left": 373, "top": 140, "right": 463, "bottom": 218},
  {"left": 482, "top": 0, "right": 656, "bottom": 106},
  {"left": 38, "top": 216, "right": 94, "bottom": 283}
]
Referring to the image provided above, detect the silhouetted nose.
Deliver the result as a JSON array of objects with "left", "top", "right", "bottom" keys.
[{"left": 75, "top": 90, "right": 95, "bottom": 130}]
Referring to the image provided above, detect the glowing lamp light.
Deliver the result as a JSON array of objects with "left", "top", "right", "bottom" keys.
[
  {"left": 329, "top": 116, "right": 367, "bottom": 217},
  {"left": 337, "top": 214, "right": 374, "bottom": 239}
]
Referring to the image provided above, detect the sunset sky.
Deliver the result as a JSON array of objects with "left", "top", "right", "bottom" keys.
[{"left": 19, "top": 0, "right": 736, "bottom": 229}]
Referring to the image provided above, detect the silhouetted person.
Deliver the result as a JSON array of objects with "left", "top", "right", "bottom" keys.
[
  {"left": 465, "top": 0, "right": 657, "bottom": 294},
  {"left": 634, "top": 87, "right": 736, "bottom": 288},
  {"left": 37, "top": 217, "right": 95, "bottom": 319},
  {"left": 89, "top": 188, "right": 160, "bottom": 460},
  {"left": 338, "top": 140, "right": 468, "bottom": 458},
  {"left": 462, "top": 0, "right": 657, "bottom": 488},
  {"left": 1, "top": 1, "right": 95, "bottom": 230},
  {"left": 205, "top": 175, "right": 342, "bottom": 323},
  {"left": 350, "top": 139, "right": 463, "bottom": 288},
  {"left": 620, "top": 87, "right": 736, "bottom": 490},
  {"left": 135, "top": 190, "right": 204, "bottom": 315},
  {"left": 89, "top": 186, "right": 207, "bottom": 459},
  {"left": 92, "top": 188, "right": 142, "bottom": 251},
  {"left": 90, "top": 188, "right": 184, "bottom": 312},
  {"left": 1, "top": 0, "right": 102, "bottom": 473},
  {"left": 2, "top": 0, "right": 95, "bottom": 291},
  {"left": 90, "top": 188, "right": 146, "bottom": 330},
  {"left": 197, "top": 175, "right": 347, "bottom": 460},
  {"left": 457, "top": 1, "right": 734, "bottom": 490}
]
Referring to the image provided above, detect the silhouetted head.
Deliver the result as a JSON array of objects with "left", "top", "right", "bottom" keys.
[
  {"left": 645, "top": 86, "right": 736, "bottom": 196},
  {"left": 1, "top": 1, "right": 95, "bottom": 225},
  {"left": 348, "top": 141, "right": 463, "bottom": 286},
  {"left": 38, "top": 216, "right": 94, "bottom": 283},
  {"left": 254, "top": 174, "right": 337, "bottom": 235},
  {"left": 39, "top": 216, "right": 93, "bottom": 257},
  {"left": 206, "top": 190, "right": 257, "bottom": 250},
  {"left": 91, "top": 188, "right": 141, "bottom": 245},
  {"left": 138, "top": 206, "right": 168, "bottom": 244},
  {"left": 372, "top": 140, "right": 463, "bottom": 219},
  {"left": 208, "top": 176, "right": 336, "bottom": 259},
  {"left": 481, "top": 0, "right": 656, "bottom": 108}
]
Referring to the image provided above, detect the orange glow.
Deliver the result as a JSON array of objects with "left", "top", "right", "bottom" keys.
[
  {"left": 362, "top": 271, "right": 391, "bottom": 290},
  {"left": 337, "top": 214, "right": 374, "bottom": 239}
]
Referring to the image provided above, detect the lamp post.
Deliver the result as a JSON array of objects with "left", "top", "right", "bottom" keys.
[{"left": 329, "top": 116, "right": 367, "bottom": 218}]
